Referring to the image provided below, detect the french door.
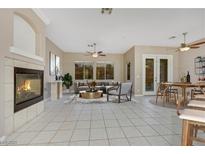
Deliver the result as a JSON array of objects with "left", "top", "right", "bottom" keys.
[{"left": 142, "top": 54, "right": 173, "bottom": 95}]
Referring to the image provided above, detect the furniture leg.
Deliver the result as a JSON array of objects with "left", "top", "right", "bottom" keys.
[
  {"left": 177, "top": 90, "right": 178, "bottom": 99},
  {"left": 163, "top": 93, "right": 166, "bottom": 106},
  {"left": 181, "top": 120, "right": 192, "bottom": 146},
  {"left": 156, "top": 95, "right": 158, "bottom": 104},
  {"left": 118, "top": 95, "right": 121, "bottom": 103},
  {"left": 182, "top": 87, "right": 187, "bottom": 106},
  {"left": 188, "top": 124, "right": 194, "bottom": 146},
  {"left": 107, "top": 94, "right": 109, "bottom": 101},
  {"left": 194, "top": 125, "right": 198, "bottom": 138},
  {"left": 126, "top": 95, "right": 129, "bottom": 101},
  {"left": 174, "top": 93, "right": 177, "bottom": 104}
]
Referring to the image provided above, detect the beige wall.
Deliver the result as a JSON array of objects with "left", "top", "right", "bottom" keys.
[
  {"left": 123, "top": 46, "right": 135, "bottom": 93},
  {"left": 178, "top": 43, "right": 205, "bottom": 83},
  {"left": 0, "top": 8, "right": 46, "bottom": 137},
  {"left": 0, "top": 9, "right": 46, "bottom": 66},
  {"left": 62, "top": 52, "right": 124, "bottom": 82},
  {"left": 45, "top": 38, "right": 64, "bottom": 98},
  {"left": 133, "top": 46, "right": 179, "bottom": 95}
]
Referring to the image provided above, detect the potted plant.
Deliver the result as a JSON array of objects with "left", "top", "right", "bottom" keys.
[{"left": 62, "top": 73, "right": 73, "bottom": 92}]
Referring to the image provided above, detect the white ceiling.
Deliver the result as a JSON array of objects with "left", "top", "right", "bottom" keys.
[{"left": 41, "top": 8, "right": 205, "bottom": 53}]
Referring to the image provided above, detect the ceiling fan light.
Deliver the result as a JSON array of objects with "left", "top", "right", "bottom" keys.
[
  {"left": 180, "top": 46, "right": 190, "bottom": 52},
  {"left": 92, "top": 53, "right": 98, "bottom": 58}
]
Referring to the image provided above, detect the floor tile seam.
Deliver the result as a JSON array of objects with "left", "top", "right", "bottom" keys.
[
  {"left": 101, "top": 108, "right": 111, "bottom": 146},
  {"left": 67, "top": 113, "right": 81, "bottom": 143},
  {"left": 115, "top": 117, "right": 132, "bottom": 145}
]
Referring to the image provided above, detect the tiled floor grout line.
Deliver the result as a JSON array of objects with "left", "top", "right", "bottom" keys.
[
  {"left": 131, "top": 111, "right": 173, "bottom": 145},
  {"left": 127, "top": 98, "right": 181, "bottom": 145},
  {"left": 116, "top": 102, "right": 147, "bottom": 145},
  {"left": 118, "top": 101, "right": 166, "bottom": 145},
  {"left": 101, "top": 106, "right": 111, "bottom": 146},
  {"left": 88, "top": 107, "right": 92, "bottom": 146},
  {"left": 67, "top": 104, "right": 83, "bottom": 145}
]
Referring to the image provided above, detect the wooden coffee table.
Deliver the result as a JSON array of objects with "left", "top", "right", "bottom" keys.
[{"left": 79, "top": 90, "right": 103, "bottom": 99}]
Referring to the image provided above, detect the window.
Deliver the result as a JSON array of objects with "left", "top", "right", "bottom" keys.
[
  {"left": 96, "top": 63, "right": 105, "bottom": 80},
  {"left": 75, "top": 63, "right": 93, "bottom": 80},
  {"left": 96, "top": 63, "right": 114, "bottom": 80},
  {"left": 84, "top": 64, "right": 93, "bottom": 79},
  {"left": 106, "top": 64, "right": 114, "bottom": 80}
]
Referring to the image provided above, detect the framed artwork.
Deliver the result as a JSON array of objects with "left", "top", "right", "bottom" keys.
[
  {"left": 127, "top": 62, "right": 130, "bottom": 80},
  {"left": 55, "top": 55, "right": 60, "bottom": 75},
  {"left": 49, "top": 52, "right": 56, "bottom": 76}
]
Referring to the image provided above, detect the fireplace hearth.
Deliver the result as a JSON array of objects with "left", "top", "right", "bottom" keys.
[{"left": 14, "top": 67, "right": 44, "bottom": 112}]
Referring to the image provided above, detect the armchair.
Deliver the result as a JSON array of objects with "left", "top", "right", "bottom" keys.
[{"left": 107, "top": 82, "right": 132, "bottom": 103}]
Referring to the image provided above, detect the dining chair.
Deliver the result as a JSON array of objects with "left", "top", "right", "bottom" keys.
[
  {"left": 156, "top": 83, "right": 178, "bottom": 105},
  {"left": 156, "top": 83, "right": 168, "bottom": 104},
  {"left": 191, "top": 88, "right": 205, "bottom": 100}
]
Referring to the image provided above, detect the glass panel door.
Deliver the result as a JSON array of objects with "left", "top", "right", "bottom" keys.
[
  {"left": 145, "top": 59, "right": 155, "bottom": 92},
  {"left": 159, "top": 59, "right": 168, "bottom": 83},
  {"left": 143, "top": 55, "right": 173, "bottom": 95},
  {"left": 143, "top": 55, "right": 157, "bottom": 95}
]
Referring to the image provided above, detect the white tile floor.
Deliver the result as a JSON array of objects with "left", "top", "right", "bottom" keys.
[{"left": 3, "top": 95, "right": 205, "bottom": 146}]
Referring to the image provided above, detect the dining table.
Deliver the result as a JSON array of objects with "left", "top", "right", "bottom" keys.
[{"left": 161, "top": 82, "right": 205, "bottom": 105}]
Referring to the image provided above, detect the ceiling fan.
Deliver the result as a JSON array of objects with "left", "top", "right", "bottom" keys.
[
  {"left": 175, "top": 32, "right": 205, "bottom": 52},
  {"left": 85, "top": 43, "right": 106, "bottom": 58}
]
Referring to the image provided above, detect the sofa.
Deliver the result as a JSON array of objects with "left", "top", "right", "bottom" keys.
[{"left": 74, "top": 81, "right": 119, "bottom": 94}]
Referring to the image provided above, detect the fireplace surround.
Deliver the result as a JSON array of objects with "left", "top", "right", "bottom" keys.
[{"left": 14, "top": 67, "right": 44, "bottom": 112}]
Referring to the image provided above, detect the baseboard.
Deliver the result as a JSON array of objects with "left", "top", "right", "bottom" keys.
[
  {"left": 134, "top": 94, "right": 144, "bottom": 97},
  {"left": 43, "top": 97, "right": 50, "bottom": 103}
]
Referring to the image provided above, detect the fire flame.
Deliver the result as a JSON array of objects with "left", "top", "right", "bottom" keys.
[{"left": 17, "top": 80, "right": 31, "bottom": 92}]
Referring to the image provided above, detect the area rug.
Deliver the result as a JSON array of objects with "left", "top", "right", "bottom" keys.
[
  {"left": 64, "top": 94, "right": 134, "bottom": 104},
  {"left": 149, "top": 96, "right": 177, "bottom": 109}
]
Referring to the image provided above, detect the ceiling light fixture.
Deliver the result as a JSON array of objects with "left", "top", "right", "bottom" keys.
[
  {"left": 92, "top": 53, "right": 98, "bottom": 58},
  {"left": 179, "top": 46, "right": 190, "bottom": 52},
  {"left": 179, "top": 32, "right": 190, "bottom": 52},
  {"left": 101, "top": 8, "right": 112, "bottom": 15}
]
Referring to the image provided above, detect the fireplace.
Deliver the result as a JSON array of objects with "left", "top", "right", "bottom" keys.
[{"left": 14, "top": 67, "right": 44, "bottom": 112}]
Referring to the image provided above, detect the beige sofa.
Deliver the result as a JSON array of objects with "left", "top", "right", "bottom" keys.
[{"left": 73, "top": 81, "right": 119, "bottom": 94}]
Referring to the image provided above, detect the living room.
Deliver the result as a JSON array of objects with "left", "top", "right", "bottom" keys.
[{"left": 1, "top": 1, "right": 205, "bottom": 152}]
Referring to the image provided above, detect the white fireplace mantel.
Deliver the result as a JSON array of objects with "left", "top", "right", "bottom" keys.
[{"left": 9, "top": 46, "right": 44, "bottom": 62}]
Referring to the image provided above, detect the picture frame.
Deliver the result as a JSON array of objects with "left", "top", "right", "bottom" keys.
[
  {"left": 55, "top": 55, "right": 60, "bottom": 76},
  {"left": 49, "top": 52, "right": 56, "bottom": 76},
  {"left": 127, "top": 62, "right": 131, "bottom": 80}
]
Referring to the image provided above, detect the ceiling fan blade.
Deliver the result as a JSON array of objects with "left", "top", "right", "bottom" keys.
[
  {"left": 190, "top": 41, "right": 205, "bottom": 46},
  {"left": 99, "top": 54, "right": 106, "bottom": 56},
  {"left": 190, "top": 46, "right": 200, "bottom": 49},
  {"left": 97, "top": 51, "right": 103, "bottom": 54}
]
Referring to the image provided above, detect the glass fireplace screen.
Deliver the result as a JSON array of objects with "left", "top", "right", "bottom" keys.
[{"left": 15, "top": 73, "right": 42, "bottom": 104}]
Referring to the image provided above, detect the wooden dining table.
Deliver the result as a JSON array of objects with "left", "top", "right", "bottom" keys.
[{"left": 161, "top": 82, "right": 205, "bottom": 105}]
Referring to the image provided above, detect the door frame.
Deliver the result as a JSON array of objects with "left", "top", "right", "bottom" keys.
[{"left": 142, "top": 54, "right": 173, "bottom": 95}]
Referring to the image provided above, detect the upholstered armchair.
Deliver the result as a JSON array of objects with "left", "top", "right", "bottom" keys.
[{"left": 107, "top": 82, "right": 133, "bottom": 103}]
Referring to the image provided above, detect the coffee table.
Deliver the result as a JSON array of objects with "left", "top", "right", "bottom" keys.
[{"left": 79, "top": 90, "right": 103, "bottom": 99}]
